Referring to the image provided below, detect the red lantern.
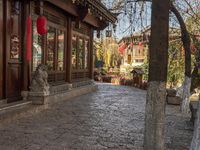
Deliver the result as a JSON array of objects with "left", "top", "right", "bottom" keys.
[
  {"left": 37, "top": 16, "right": 47, "bottom": 35},
  {"left": 130, "top": 42, "right": 134, "bottom": 47},
  {"left": 138, "top": 42, "right": 142, "bottom": 47},
  {"left": 118, "top": 43, "right": 126, "bottom": 54},
  {"left": 26, "top": 16, "right": 32, "bottom": 61}
]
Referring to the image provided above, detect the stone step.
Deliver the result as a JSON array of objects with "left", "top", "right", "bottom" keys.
[
  {"left": 0, "top": 100, "right": 31, "bottom": 112},
  {"left": 0, "top": 84, "right": 98, "bottom": 125},
  {"left": 0, "top": 100, "right": 46, "bottom": 126}
]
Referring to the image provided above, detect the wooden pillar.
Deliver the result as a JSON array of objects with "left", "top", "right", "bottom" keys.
[
  {"left": 144, "top": 0, "right": 170, "bottom": 149},
  {"left": 0, "top": 0, "right": 3, "bottom": 99},
  {"left": 89, "top": 28, "right": 94, "bottom": 79},
  {"left": 66, "top": 18, "right": 72, "bottom": 83}
]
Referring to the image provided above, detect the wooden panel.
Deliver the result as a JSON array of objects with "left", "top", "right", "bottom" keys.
[
  {"left": 6, "top": 0, "right": 22, "bottom": 102},
  {"left": 0, "top": 0, "right": 3, "bottom": 99},
  {"left": 7, "top": 63, "right": 21, "bottom": 98}
]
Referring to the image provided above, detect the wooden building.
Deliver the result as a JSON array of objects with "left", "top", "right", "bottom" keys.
[
  {"left": 0, "top": 0, "right": 116, "bottom": 104},
  {"left": 119, "top": 28, "right": 149, "bottom": 73},
  {"left": 119, "top": 27, "right": 182, "bottom": 73}
]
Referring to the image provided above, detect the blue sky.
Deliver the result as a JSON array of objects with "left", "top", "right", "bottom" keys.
[
  {"left": 101, "top": 0, "right": 152, "bottom": 40},
  {"left": 101, "top": 0, "right": 199, "bottom": 41}
]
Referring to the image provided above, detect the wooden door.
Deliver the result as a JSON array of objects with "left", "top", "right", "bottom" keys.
[
  {"left": 0, "top": 0, "right": 3, "bottom": 99},
  {"left": 6, "top": 0, "right": 22, "bottom": 102}
]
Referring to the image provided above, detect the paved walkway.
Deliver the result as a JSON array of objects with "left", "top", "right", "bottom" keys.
[{"left": 0, "top": 83, "right": 193, "bottom": 150}]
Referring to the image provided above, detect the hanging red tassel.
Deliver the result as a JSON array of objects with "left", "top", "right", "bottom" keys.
[
  {"left": 26, "top": 16, "right": 32, "bottom": 61},
  {"left": 37, "top": 16, "right": 47, "bottom": 35}
]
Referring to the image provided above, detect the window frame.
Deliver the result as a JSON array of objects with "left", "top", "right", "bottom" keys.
[
  {"left": 31, "top": 15, "right": 67, "bottom": 83},
  {"left": 71, "top": 30, "right": 90, "bottom": 72}
]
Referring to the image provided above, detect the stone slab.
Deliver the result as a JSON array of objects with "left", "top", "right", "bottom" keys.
[{"left": 167, "top": 96, "right": 182, "bottom": 105}]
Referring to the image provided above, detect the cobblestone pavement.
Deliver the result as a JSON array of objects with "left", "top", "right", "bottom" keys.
[{"left": 0, "top": 83, "right": 193, "bottom": 150}]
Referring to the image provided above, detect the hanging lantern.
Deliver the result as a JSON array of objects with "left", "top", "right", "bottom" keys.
[
  {"left": 106, "top": 30, "right": 112, "bottom": 37},
  {"left": 118, "top": 43, "right": 126, "bottom": 54},
  {"left": 130, "top": 42, "right": 134, "bottom": 47},
  {"left": 37, "top": 16, "right": 47, "bottom": 35},
  {"left": 97, "top": 30, "right": 100, "bottom": 38},
  {"left": 113, "top": 24, "right": 117, "bottom": 33},
  {"left": 138, "top": 42, "right": 142, "bottom": 47},
  {"left": 26, "top": 16, "right": 32, "bottom": 61}
]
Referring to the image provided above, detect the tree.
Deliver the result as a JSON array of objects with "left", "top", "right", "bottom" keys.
[
  {"left": 167, "top": 41, "right": 184, "bottom": 87},
  {"left": 143, "top": 0, "right": 170, "bottom": 149},
  {"left": 102, "top": 0, "right": 199, "bottom": 149},
  {"left": 94, "top": 37, "right": 122, "bottom": 68}
]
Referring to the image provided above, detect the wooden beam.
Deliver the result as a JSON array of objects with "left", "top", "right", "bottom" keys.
[
  {"left": 44, "top": 0, "right": 79, "bottom": 16},
  {"left": 83, "top": 14, "right": 102, "bottom": 29}
]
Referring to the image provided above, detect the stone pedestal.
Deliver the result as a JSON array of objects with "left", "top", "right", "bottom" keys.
[{"left": 29, "top": 92, "right": 49, "bottom": 105}]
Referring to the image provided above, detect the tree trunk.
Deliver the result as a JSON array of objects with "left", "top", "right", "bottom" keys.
[
  {"left": 190, "top": 31, "right": 200, "bottom": 150},
  {"left": 170, "top": 3, "right": 192, "bottom": 113},
  {"left": 190, "top": 101, "right": 200, "bottom": 150},
  {"left": 144, "top": 0, "right": 170, "bottom": 149}
]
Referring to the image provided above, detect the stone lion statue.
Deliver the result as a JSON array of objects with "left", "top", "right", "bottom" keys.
[{"left": 30, "top": 64, "right": 50, "bottom": 95}]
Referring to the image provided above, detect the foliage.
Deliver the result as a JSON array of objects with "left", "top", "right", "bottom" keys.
[
  {"left": 167, "top": 41, "right": 185, "bottom": 87},
  {"left": 186, "top": 12, "right": 200, "bottom": 91},
  {"left": 141, "top": 56, "right": 149, "bottom": 81},
  {"left": 141, "top": 41, "right": 185, "bottom": 87},
  {"left": 191, "top": 34, "right": 200, "bottom": 91},
  {"left": 94, "top": 37, "right": 122, "bottom": 68}
]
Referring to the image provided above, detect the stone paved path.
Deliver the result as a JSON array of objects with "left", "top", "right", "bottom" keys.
[{"left": 0, "top": 83, "right": 193, "bottom": 150}]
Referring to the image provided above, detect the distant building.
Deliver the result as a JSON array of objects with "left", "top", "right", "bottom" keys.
[
  {"left": 118, "top": 27, "right": 150, "bottom": 73},
  {"left": 118, "top": 27, "right": 183, "bottom": 73}
]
